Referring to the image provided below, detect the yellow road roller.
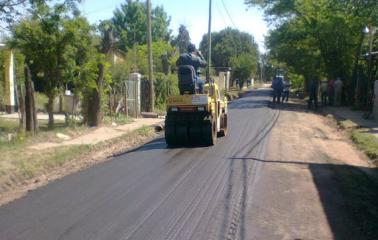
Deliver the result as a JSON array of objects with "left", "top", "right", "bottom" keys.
[{"left": 165, "top": 79, "right": 228, "bottom": 146}]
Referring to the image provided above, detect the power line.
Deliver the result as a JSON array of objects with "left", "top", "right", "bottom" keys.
[
  {"left": 215, "top": 0, "right": 228, "bottom": 26},
  {"left": 220, "top": 0, "right": 238, "bottom": 29}
]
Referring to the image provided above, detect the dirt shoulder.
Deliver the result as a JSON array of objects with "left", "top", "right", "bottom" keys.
[
  {"left": 247, "top": 100, "right": 378, "bottom": 239},
  {"left": 0, "top": 121, "right": 163, "bottom": 207}
]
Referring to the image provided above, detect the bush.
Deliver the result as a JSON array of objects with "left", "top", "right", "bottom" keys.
[
  {"left": 35, "top": 92, "right": 48, "bottom": 112},
  {"left": 288, "top": 72, "right": 305, "bottom": 90},
  {"left": 351, "top": 129, "right": 378, "bottom": 161},
  {"left": 154, "top": 73, "right": 179, "bottom": 111}
]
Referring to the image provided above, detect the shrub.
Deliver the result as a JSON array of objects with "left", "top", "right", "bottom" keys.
[{"left": 154, "top": 73, "right": 179, "bottom": 111}]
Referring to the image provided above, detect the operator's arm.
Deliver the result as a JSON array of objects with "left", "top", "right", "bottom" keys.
[
  {"left": 196, "top": 51, "right": 207, "bottom": 68},
  {"left": 191, "top": 52, "right": 207, "bottom": 68}
]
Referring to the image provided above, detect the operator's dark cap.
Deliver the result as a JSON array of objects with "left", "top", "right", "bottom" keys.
[{"left": 187, "top": 43, "right": 196, "bottom": 52}]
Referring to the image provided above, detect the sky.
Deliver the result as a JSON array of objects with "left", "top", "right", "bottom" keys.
[{"left": 79, "top": 0, "right": 269, "bottom": 52}]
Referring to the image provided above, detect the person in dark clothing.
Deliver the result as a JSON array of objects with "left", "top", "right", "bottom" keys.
[
  {"left": 271, "top": 76, "right": 284, "bottom": 103},
  {"left": 176, "top": 43, "right": 207, "bottom": 93},
  {"left": 282, "top": 78, "right": 291, "bottom": 102},
  {"left": 308, "top": 77, "right": 319, "bottom": 110}
]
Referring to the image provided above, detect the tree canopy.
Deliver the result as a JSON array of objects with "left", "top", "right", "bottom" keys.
[
  {"left": 246, "top": 0, "right": 378, "bottom": 106},
  {"left": 111, "top": 0, "right": 171, "bottom": 52},
  {"left": 171, "top": 24, "right": 191, "bottom": 54},
  {"left": 10, "top": 1, "right": 93, "bottom": 126},
  {"left": 199, "top": 28, "right": 259, "bottom": 84}
]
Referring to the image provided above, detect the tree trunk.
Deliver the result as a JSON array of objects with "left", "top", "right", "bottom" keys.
[
  {"left": 24, "top": 65, "right": 38, "bottom": 134},
  {"left": 17, "top": 83, "right": 26, "bottom": 132},
  {"left": 87, "top": 63, "right": 104, "bottom": 127},
  {"left": 46, "top": 95, "right": 55, "bottom": 129}
]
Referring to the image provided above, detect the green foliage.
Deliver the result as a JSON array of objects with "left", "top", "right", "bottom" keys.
[
  {"left": 199, "top": 28, "right": 259, "bottom": 84},
  {"left": 230, "top": 53, "right": 257, "bottom": 86},
  {"left": 128, "top": 40, "right": 177, "bottom": 75},
  {"left": 0, "top": 0, "right": 82, "bottom": 27},
  {"left": 35, "top": 92, "right": 48, "bottom": 112},
  {"left": 154, "top": 73, "right": 179, "bottom": 110},
  {"left": 10, "top": 3, "right": 93, "bottom": 125},
  {"left": 351, "top": 129, "right": 378, "bottom": 160},
  {"left": 171, "top": 25, "right": 191, "bottom": 54},
  {"left": 112, "top": 0, "right": 171, "bottom": 51},
  {"left": 287, "top": 71, "right": 305, "bottom": 89},
  {"left": 246, "top": 0, "right": 378, "bottom": 105},
  {"left": 78, "top": 53, "right": 112, "bottom": 120}
]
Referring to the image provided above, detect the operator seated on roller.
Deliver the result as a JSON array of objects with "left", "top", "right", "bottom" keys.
[{"left": 176, "top": 43, "right": 207, "bottom": 94}]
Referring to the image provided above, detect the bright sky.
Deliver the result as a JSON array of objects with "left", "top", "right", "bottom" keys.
[{"left": 79, "top": 0, "right": 269, "bottom": 52}]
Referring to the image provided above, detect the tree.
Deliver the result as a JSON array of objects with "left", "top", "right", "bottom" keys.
[
  {"left": 199, "top": 28, "right": 259, "bottom": 84},
  {"left": 246, "top": 0, "right": 378, "bottom": 106},
  {"left": 123, "top": 40, "right": 177, "bottom": 75},
  {"left": 0, "top": 0, "right": 81, "bottom": 27},
  {"left": 231, "top": 53, "right": 258, "bottom": 87},
  {"left": 171, "top": 24, "right": 191, "bottom": 54},
  {"left": 112, "top": 0, "right": 171, "bottom": 51},
  {"left": 10, "top": 2, "right": 92, "bottom": 128}
]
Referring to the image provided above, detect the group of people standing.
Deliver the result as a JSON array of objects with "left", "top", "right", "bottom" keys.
[
  {"left": 308, "top": 77, "right": 343, "bottom": 109},
  {"left": 271, "top": 76, "right": 291, "bottom": 104}
]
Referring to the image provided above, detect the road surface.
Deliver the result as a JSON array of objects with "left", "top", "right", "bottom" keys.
[{"left": 0, "top": 89, "right": 376, "bottom": 240}]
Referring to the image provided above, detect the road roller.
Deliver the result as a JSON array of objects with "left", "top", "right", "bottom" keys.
[{"left": 165, "top": 67, "right": 228, "bottom": 146}]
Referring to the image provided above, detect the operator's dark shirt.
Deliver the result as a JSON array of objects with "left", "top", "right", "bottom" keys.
[{"left": 176, "top": 52, "right": 207, "bottom": 73}]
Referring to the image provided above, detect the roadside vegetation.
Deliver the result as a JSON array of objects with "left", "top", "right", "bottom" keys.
[
  {"left": 351, "top": 129, "right": 378, "bottom": 165},
  {"left": 0, "top": 123, "right": 156, "bottom": 204},
  {"left": 246, "top": 0, "right": 377, "bottom": 109}
]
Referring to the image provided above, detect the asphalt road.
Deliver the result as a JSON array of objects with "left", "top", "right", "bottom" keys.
[{"left": 0, "top": 89, "right": 280, "bottom": 240}]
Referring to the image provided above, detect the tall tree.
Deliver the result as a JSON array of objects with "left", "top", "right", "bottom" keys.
[
  {"left": 111, "top": 0, "right": 171, "bottom": 51},
  {"left": 246, "top": 0, "right": 378, "bottom": 106},
  {"left": 10, "top": 1, "right": 92, "bottom": 128},
  {"left": 171, "top": 24, "right": 191, "bottom": 54},
  {"left": 199, "top": 27, "right": 259, "bottom": 84},
  {"left": 0, "top": 0, "right": 81, "bottom": 27}
]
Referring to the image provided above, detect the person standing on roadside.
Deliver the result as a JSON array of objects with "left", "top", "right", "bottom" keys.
[
  {"left": 334, "top": 77, "right": 343, "bottom": 106},
  {"left": 271, "top": 76, "right": 284, "bottom": 104},
  {"left": 320, "top": 79, "right": 328, "bottom": 106},
  {"left": 282, "top": 78, "right": 291, "bottom": 102},
  {"left": 308, "top": 77, "right": 319, "bottom": 110}
]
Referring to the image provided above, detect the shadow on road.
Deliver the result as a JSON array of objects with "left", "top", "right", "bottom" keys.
[{"left": 230, "top": 157, "right": 378, "bottom": 240}]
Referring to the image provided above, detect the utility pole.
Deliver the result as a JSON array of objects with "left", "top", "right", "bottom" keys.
[
  {"left": 206, "top": 0, "right": 212, "bottom": 82},
  {"left": 147, "top": 0, "right": 154, "bottom": 112},
  {"left": 367, "top": 26, "right": 376, "bottom": 113}
]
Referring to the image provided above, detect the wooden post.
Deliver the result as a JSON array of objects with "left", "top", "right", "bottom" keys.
[
  {"left": 206, "top": 0, "right": 212, "bottom": 83},
  {"left": 147, "top": 0, "right": 154, "bottom": 112},
  {"left": 24, "top": 64, "right": 38, "bottom": 134}
]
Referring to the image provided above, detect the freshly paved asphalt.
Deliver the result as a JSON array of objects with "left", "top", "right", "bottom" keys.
[{"left": 0, "top": 89, "right": 279, "bottom": 240}]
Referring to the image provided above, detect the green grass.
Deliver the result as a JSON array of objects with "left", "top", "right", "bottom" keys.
[
  {"left": 13, "top": 145, "right": 92, "bottom": 179},
  {"left": 136, "top": 125, "right": 153, "bottom": 136},
  {"left": 0, "top": 118, "right": 19, "bottom": 132},
  {"left": 0, "top": 125, "right": 156, "bottom": 194},
  {"left": 351, "top": 129, "right": 378, "bottom": 161},
  {"left": 0, "top": 118, "right": 88, "bottom": 157},
  {"left": 339, "top": 120, "right": 358, "bottom": 129},
  {"left": 103, "top": 115, "right": 133, "bottom": 125}
]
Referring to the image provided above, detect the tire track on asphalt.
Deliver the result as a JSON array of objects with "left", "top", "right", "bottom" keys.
[
  {"left": 223, "top": 108, "right": 280, "bottom": 240},
  {"left": 121, "top": 151, "right": 211, "bottom": 239}
]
